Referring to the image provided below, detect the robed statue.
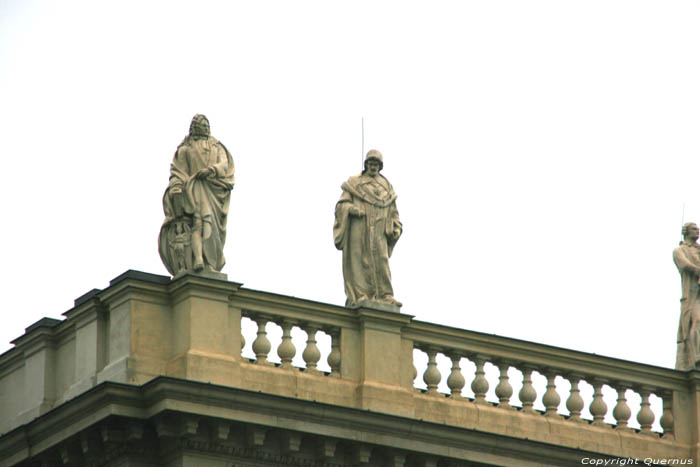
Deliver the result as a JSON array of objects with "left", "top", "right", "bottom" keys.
[
  {"left": 674, "top": 222, "right": 700, "bottom": 370},
  {"left": 159, "top": 114, "right": 235, "bottom": 277},
  {"left": 334, "top": 150, "right": 402, "bottom": 308}
]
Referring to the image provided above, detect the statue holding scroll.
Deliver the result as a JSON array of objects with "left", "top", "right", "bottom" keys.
[
  {"left": 159, "top": 114, "right": 235, "bottom": 277},
  {"left": 674, "top": 222, "right": 700, "bottom": 370},
  {"left": 334, "top": 150, "right": 402, "bottom": 308}
]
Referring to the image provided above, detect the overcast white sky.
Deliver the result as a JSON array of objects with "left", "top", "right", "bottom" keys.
[{"left": 1, "top": 0, "right": 699, "bottom": 375}]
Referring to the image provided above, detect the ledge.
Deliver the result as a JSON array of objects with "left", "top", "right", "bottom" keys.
[
  {"left": 0, "top": 376, "right": 664, "bottom": 467},
  {"left": 109, "top": 269, "right": 171, "bottom": 287},
  {"left": 23, "top": 318, "right": 61, "bottom": 336}
]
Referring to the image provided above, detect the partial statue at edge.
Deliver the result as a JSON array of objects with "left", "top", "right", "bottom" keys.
[
  {"left": 674, "top": 222, "right": 700, "bottom": 370},
  {"left": 159, "top": 114, "right": 235, "bottom": 278},
  {"left": 334, "top": 149, "right": 402, "bottom": 310}
]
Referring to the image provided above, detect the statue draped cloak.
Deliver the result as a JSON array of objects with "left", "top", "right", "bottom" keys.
[
  {"left": 333, "top": 173, "right": 402, "bottom": 307},
  {"left": 674, "top": 242, "right": 700, "bottom": 370},
  {"left": 159, "top": 136, "right": 235, "bottom": 275}
]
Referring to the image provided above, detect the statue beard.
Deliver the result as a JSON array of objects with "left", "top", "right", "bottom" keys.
[{"left": 190, "top": 129, "right": 210, "bottom": 140}]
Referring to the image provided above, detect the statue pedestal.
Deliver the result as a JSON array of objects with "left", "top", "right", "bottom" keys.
[
  {"left": 88, "top": 271, "right": 242, "bottom": 387},
  {"left": 349, "top": 304, "right": 415, "bottom": 416},
  {"left": 349, "top": 299, "right": 401, "bottom": 313},
  {"left": 173, "top": 269, "right": 228, "bottom": 281}
]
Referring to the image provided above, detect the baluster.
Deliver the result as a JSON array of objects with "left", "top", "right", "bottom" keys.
[
  {"left": 590, "top": 379, "right": 608, "bottom": 427},
  {"left": 326, "top": 328, "right": 341, "bottom": 377},
  {"left": 495, "top": 361, "right": 513, "bottom": 409},
  {"left": 446, "top": 354, "right": 465, "bottom": 398},
  {"left": 471, "top": 355, "right": 489, "bottom": 404},
  {"left": 565, "top": 374, "right": 585, "bottom": 422},
  {"left": 302, "top": 324, "right": 321, "bottom": 373},
  {"left": 423, "top": 348, "right": 441, "bottom": 395},
  {"left": 412, "top": 354, "right": 418, "bottom": 387},
  {"left": 542, "top": 370, "right": 561, "bottom": 418},
  {"left": 612, "top": 384, "right": 632, "bottom": 431},
  {"left": 252, "top": 317, "right": 271, "bottom": 365},
  {"left": 636, "top": 387, "right": 655, "bottom": 434},
  {"left": 660, "top": 392, "right": 674, "bottom": 437},
  {"left": 518, "top": 365, "right": 537, "bottom": 414},
  {"left": 277, "top": 320, "right": 296, "bottom": 370}
]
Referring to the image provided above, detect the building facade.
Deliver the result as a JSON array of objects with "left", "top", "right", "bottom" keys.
[{"left": 0, "top": 271, "right": 696, "bottom": 466}]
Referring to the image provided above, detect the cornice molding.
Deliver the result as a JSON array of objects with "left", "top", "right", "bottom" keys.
[{"left": 2, "top": 376, "right": 679, "bottom": 467}]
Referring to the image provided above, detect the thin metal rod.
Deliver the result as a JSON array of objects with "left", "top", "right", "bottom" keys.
[
  {"left": 361, "top": 117, "right": 365, "bottom": 170},
  {"left": 681, "top": 202, "right": 686, "bottom": 242}
]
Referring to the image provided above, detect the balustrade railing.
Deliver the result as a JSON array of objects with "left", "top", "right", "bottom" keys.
[
  {"left": 2, "top": 272, "right": 692, "bottom": 465},
  {"left": 231, "top": 288, "right": 356, "bottom": 379},
  {"left": 406, "top": 320, "right": 681, "bottom": 438},
  {"left": 241, "top": 314, "right": 339, "bottom": 375},
  {"left": 230, "top": 288, "right": 686, "bottom": 446}
]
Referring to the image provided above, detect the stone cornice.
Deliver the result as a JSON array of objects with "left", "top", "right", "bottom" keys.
[
  {"left": 62, "top": 297, "right": 106, "bottom": 331},
  {"left": 9, "top": 318, "right": 61, "bottom": 347},
  {"left": 684, "top": 370, "right": 700, "bottom": 388},
  {"left": 0, "top": 376, "right": 653, "bottom": 467},
  {"left": 9, "top": 326, "right": 57, "bottom": 355},
  {"left": 108, "top": 270, "right": 171, "bottom": 287},
  {"left": 5, "top": 317, "right": 79, "bottom": 362},
  {"left": 168, "top": 273, "right": 241, "bottom": 303},
  {"left": 98, "top": 277, "right": 171, "bottom": 310},
  {"left": 354, "top": 306, "right": 414, "bottom": 334},
  {"left": 0, "top": 382, "right": 142, "bottom": 464}
]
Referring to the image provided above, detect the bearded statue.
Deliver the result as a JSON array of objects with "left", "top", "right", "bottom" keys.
[
  {"left": 158, "top": 114, "right": 235, "bottom": 277},
  {"left": 333, "top": 150, "right": 402, "bottom": 308}
]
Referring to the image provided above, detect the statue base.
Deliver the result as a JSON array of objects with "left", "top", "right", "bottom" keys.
[
  {"left": 173, "top": 269, "right": 228, "bottom": 281},
  {"left": 349, "top": 299, "right": 401, "bottom": 313}
]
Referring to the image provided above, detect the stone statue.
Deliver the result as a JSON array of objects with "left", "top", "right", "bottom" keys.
[
  {"left": 674, "top": 222, "right": 700, "bottom": 370},
  {"left": 158, "top": 115, "right": 235, "bottom": 277},
  {"left": 334, "top": 150, "right": 402, "bottom": 309}
]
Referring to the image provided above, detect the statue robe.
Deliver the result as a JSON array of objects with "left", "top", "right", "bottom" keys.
[
  {"left": 333, "top": 173, "right": 402, "bottom": 307},
  {"left": 674, "top": 242, "right": 700, "bottom": 370},
  {"left": 159, "top": 136, "right": 235, "bottom": 275}
]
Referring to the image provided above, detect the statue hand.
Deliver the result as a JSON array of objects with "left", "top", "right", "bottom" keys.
[
  {"left": 195, "top": 167, "right": 213, "bottom": 179},
  {"left": 349, "top": 206, "right": 364, "bottom": 217}
]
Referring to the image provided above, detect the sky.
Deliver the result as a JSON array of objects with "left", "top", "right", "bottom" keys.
[{"left": 1, "top": 1, "right": 699, "bottom": 422}]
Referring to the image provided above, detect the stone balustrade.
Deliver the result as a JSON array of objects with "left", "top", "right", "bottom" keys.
[
  {"left": 1, "top": 271, "right": 697, "bottom": 465},
  {"left": 230, "top": 286, "right": 358, "bottom": 383},
  {"left": 412, "top": 347, "right": 673, "bottom": 435},
  {"left": 239, "top": 312, "right": 341, "bottom": 376},
  {"left": 234, "top": 302, "right": 680, "bottom": 439},
  {"left": 406, "top": 320, "right": 683, "bottom": 438}
]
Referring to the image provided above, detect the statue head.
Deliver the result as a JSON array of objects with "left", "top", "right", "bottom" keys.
[
  {"left": 682, "top": 222, "right": 699, "bottom": 242},
  {"left": 363, "top": 149, "right": 383, "bottom": 176},
  {"left": 189, "top": 114, "right": 210, "bottom": 138}
]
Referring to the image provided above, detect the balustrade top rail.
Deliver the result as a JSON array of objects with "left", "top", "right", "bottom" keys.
[
  {"left": 406, "top": 319, "right": 686, "bottom": 392},
  {"left": 231, "top": 288, "right": 359, "bottom": 329},
  {"left": 230, "top": 284, "right": 686, "bottom": 393}
]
